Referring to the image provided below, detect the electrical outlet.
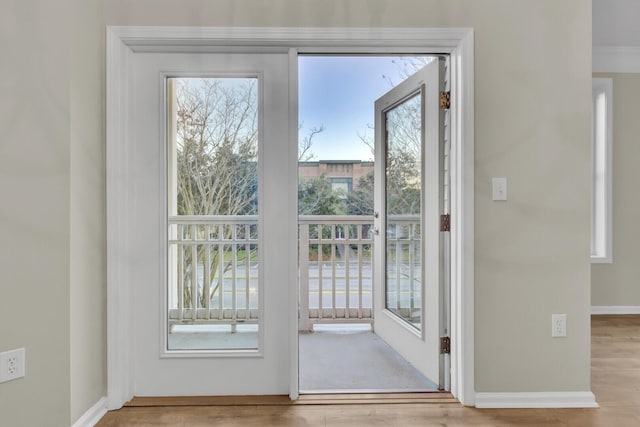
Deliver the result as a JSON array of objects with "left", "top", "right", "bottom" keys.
[
  {"left": 0, "top": 348, "right": 25, "bottom": 383},
  {"left": 552, "top": 314, "right": 567, "bottom": 338}
]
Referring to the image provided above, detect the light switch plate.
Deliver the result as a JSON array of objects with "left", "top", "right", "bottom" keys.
[{"left": 492, "top": 177, "right": 507, "bottom": 201}]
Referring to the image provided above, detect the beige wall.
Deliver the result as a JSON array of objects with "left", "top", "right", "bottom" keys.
[
  {"left": 70, "top": 0, "right": 107, "bottom": 422},
  {"left": 0, "top": 1, "right": 107, "bottom": 425},
  {"left": 0, "top": 2, "right": 593, "bottom": 425},
  {"left": 468, "top": 3, "right": 592, "bottom": 391},
  {"left": 592, "top": 73, "right": 640, "bottom": 306},
  {"left": 103, "top": 0, "right": 592, "bottom": 394},
  {"left": 0, "top": 1, "right": 72, "bottom": 426},
  {"left": 105, "top": 0, "right": 591, "bottom": 391}
]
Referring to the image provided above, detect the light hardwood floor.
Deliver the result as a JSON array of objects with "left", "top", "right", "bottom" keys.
[{"left": 97, "top": 315, "right": 640, "bottom": 426}]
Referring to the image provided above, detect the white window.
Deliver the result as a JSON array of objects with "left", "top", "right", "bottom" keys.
[{"left": 591, "top": 78, "right": 613, "bottom": 263}]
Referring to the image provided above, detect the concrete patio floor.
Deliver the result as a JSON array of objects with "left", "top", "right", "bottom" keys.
[
  {"left": 299, "top": 327, "right": 438, "bottom": 393},
  {"left": 167, "top": 324, "right": 438, "bottom": 393}
]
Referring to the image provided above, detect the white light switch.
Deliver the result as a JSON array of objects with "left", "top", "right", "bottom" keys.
[{"left": 492, "top": 177, "right": 507, "bottom": 201}]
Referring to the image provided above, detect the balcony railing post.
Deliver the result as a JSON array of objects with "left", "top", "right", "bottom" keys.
[
  {"left": 344, "top": 224, "right": 350, "bottom": 320},
  {"left": 204, "top": 225, "right": 211, "bottom": 321},
  {"left": 330, "top": 225, "right": 337, "bottom": 319},
  {"left": 298, "top": 223, "right": 312, "bottom": 331},
  {"left": 190, "top": 232, "right": 198, "bottom": 320},
  {"left": 177, "top": 224, "right": 184, "bottom": 323}
]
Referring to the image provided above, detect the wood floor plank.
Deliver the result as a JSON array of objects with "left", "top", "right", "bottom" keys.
[{"left": 97, "top": 315, "right": 640, "bottom": 426}]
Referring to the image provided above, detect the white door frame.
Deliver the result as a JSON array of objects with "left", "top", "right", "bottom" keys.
[{"left": 106, "top": 26, "right": 475, "bottom": 409}]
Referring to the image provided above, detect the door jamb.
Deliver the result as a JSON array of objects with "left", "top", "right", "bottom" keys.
[{"left": 106, "top": 26, "right": 474, "bottom": 409}]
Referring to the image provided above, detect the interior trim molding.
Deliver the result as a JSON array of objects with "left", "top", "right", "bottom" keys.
[
  {"left": 106, "top": 26, "right": 135, "bottom": 410},
  {"left": 592, "top": 306, "right": 640, "bottom": 315},
  {"left": 108, "top": 26, "right": 471, "bottom": 51},
  {"left": 71, "top": 397, "right": 108, "bottom": 427},
  {"left": 475, "top": 392, "right": 598, "bottom": 409},
  {"left": 593, "top": 46, "right": 640, "bottom": 73}
]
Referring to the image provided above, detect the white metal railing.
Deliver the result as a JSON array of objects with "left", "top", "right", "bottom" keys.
[
  {"left": 384, "top": 215, "right": 422, "bottom": 323},
  {"left": 298, "top": 215, "right": 374, "bottom": 331},
  {"left": 168, "top": 214, "right": 421, "bottom": 333},
  {"left": 168, "top": 216, "right": 259, "bottom": 332}
]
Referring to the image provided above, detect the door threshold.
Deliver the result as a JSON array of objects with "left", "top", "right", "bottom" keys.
[
  {"left": 299, "top": 388, "right": 439, "bottom": 394},
  {"left": 297, "top": 392, "right": 457, "bottom": 405},
  {"left": 126, "top": 392, "right": 458, "bottom": 407}
]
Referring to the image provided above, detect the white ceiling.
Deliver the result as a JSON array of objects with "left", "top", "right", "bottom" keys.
[{"left": 593, "top": 0, "right": 640, "bottom": 47}]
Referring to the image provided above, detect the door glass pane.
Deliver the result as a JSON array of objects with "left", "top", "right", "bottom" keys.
[
  {"left": 385, "top": 92, "right": 423, "bottom": 330},
  {"left": 167, "top": 77, "right": 259, "bottom": 351}
]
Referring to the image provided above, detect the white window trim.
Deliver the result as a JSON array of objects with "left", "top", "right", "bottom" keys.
[{"left": 591, "top": 78, "right": 613, "bottom": 263}]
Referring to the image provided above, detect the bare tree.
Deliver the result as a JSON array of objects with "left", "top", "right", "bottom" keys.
[
  {"left": 174, "top": 78, "right": 326, "bottom": 309},
  {"left": 382, "top": 56, "right": 433, "bottom": 87},
  {"left": 353, "top": 57, "right": 430, "bottom": 215},
  {"left": 176, "top": 78, "right": 258, "bottom": 217},
  {"left": 298, "top": 123, "right": 325, "bottom": 161},
  {"left": 174, "top": 77, "right": 259, "bottom": 308},
  {"left": 354, "top": 97, "right": 422, "bottom": 217}
]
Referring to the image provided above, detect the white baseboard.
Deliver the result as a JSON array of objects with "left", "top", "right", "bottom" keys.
[
  {"left": 71, "top": 397, "right": 108, "bottom": 427},
  {"left": 475, "top": 391, "right": 598, "bottom": 408},
  {"left": 592, "top": 306, "right": 640, "bottom": 315}
]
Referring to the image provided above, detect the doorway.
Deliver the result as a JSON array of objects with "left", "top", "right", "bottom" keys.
[
  {"left": 106, "top": 27, "right": 474, "bottom": 409},
  {"left": 297, "top": 55, "right": 448, "bottom": 393}
]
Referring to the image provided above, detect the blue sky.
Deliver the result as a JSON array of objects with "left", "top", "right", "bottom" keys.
[{"left": 298, "top": 56, "right": 428, "bottom": 161}]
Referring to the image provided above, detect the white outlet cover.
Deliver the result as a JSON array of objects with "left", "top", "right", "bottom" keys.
[
  {"left": 552, "top": 314, "right": 567, "bottom": 338},
  {"left": 0, "top": 348, "right": 25, "bottom": 383}
]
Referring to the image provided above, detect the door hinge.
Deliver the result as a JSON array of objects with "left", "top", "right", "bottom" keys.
[
  {"left": 440, "top": 214, "right": 451, "bottom": 232},
  {"left": 440, "top": 91, "right": 451, "bottom": 110},
  {"left": 440, "top": 336, "right": 451, "bottom": 354}
]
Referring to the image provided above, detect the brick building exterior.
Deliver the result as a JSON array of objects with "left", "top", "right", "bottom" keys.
[{"left": 298, "top": 160, "right": 374, "bottom": 195}]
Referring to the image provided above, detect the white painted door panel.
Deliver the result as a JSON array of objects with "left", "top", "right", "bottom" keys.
[
  {"left": 373, "top": 60, "right": 442, "bottom": 387},
  {"left": 130, "top": 52, "right": 291, "bottom": 396}
]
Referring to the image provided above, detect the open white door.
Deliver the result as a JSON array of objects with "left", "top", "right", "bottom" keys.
[{"left": 373, "top": 59, "right": 444, "bottom": 388}]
